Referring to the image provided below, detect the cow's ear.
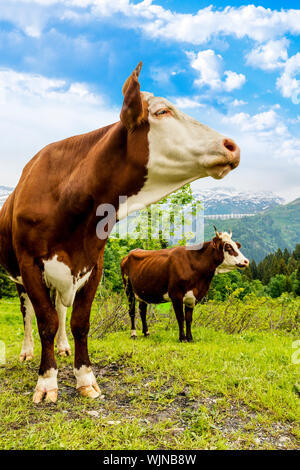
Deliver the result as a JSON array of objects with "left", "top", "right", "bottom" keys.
[
  {"left": 120, "top": 62, "right": 144, "bottom": 130},
  {"left": 212, "top": 236, "right": 222, "bottom": 250},
  {"left": 236, "top": 242, "right": 241, "bottom": 248}
]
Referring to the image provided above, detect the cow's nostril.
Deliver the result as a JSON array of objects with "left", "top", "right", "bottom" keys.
[{"left": 223, "top": 138, "right": 237, "bottom": 153}]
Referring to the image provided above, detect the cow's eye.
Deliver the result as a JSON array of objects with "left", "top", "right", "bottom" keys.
[{"left": 155, "top": 109, "right": 169, "bottom": 116}]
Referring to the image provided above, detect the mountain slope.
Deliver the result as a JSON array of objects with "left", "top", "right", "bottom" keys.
[
  {"left": 193, "top": 187, "right": 284, "bottom": 215},
  {"left": 204, "top": 198, "right": 300, "bottom": 262}
]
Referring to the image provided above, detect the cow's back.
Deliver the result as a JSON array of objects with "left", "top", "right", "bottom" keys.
[{"left": 121, "top": 247, "right": 186, "bottom": 304}]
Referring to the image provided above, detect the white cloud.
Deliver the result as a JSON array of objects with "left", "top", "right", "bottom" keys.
[
  {"left": 2, "top": 2, "right": 300, "bottom": 45},
  {"left": 276, "top": 53, "right": 300, "bottom": 104},
  {"left": 171, "top": 96, "right": 204, "bottom": 109},
  {"left": 0, "top": 68, "right": 118, "bottom": 185},
  {"left": 231, "top": 99, "right": 247, "bottom": 107},
  {"left": 224, "top": 109, "right": 284, "bottom": 133},
  {"left": 188, "top": 50, "right": 246, "bottom": 93},
  {"left": 223, "top": 71, "right": 246, "bottom": 92},
  {"left": 246, "top": 38, "right": 289, "bottom": 71}
]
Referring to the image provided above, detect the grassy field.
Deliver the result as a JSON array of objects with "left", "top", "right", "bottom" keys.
[{"left": 0, "top": 297, "right": 299, "bottom": 450}]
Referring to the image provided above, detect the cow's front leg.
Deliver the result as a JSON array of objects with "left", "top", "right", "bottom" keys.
[
  {"left": 20, "top": 262, "right": 59, "bottom": 403},
  {"left": 55, "top": 293, "right": 71, "bottom": 356},
  {"left": 185, "top": 306, "right": 194, "bottom": 342},
  {"left": 71, "top": 263, "right": 102, "bottom": 398},
  {"left": 171, "top": 296, "right": 186, "bottom": 342}
]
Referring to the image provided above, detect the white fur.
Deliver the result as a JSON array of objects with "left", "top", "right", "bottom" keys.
[
  {"left": 118, "top": 94, "right": 230, "bottom": 219},
  {"left": 43, "top": 255, "right": 91, "bottom": 307},
  {"left": 183, "top": 290, "right": 196, "bottom": 307},
  {"left": 9, "top": 275, "right": 23, "bottom": 285},
  {"left": 74, "top": 365, "right": 97, "bottom": 389},
  {"left": 55, "top": 293, "right": 71, "bottom": 353},
  {"left": 20, "top": 293, "right": 34, "bottom": 359},
  {"left": 215, "top": 232, "right": 249, "bottom": 274},
  {"left": 163, "top": 292, "right": 171, "bottom": 301},
  {"left": 35, "top": 368, "right": 58, "bottom": 392},
  {"left": 131, "top": 329, "right": 137, "bottom": 336}
]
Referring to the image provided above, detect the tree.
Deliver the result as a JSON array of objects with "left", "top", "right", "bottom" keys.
[
  {"left": 295, "top": 265, "right": 300, "bottom": 296},
  {"left": 267, "top": 274, "right": 286, "bottom": 298},
  {"left": 293, "top": 244, "right": 300, "bottom": 261},
  {"left": 0, "top": 265, "right": 16, "bottom": 298}
]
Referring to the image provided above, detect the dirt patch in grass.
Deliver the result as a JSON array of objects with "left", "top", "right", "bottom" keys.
[{"left": 50, "top": 356, "right": 300, "bottom": 450}]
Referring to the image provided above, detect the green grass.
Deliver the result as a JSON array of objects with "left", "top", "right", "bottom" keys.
[{"left": 0, "top": 297, "right": 299, "bottom": 450}]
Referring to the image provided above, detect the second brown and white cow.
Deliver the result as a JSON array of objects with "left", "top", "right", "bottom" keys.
[{"left": 121, "top": 229, "right": 249, "bottom": 342}]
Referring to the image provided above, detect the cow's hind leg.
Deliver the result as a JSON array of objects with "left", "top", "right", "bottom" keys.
[
  {"left": 55, "top": 293, "right": 71, "bottom": 356},
  {"left": 71, "top": 263, "right": 102, "bottom": 399},
  {"left": 139, "top": 301, "right": 149, "bottom": 336},
  {"left": 126, "top": 279, "right": 137, "bottom": 339},
  {"left": 20, "top": 261, "right": 59, "bottom": 403},
  {"left": 185, "top": 306, "right": 194, "bottom": 342},
  {"left": 17, "top": 284, "right": 34, "bottom": 362}
]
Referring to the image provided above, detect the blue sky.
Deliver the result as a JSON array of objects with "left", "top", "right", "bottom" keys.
[{"left": 0, "top": 1, "right": 300, "bottom": 201}]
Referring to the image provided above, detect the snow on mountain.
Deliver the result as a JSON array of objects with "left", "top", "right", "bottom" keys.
[
  {"left": 0, "top": 186, "right": 13, "bottom": 208},
  {"left": 193, "top": 186, "right": 284, "bottom": 216},
  {"left": 0, "top": 185, "right": 285, "bottom": 217}
]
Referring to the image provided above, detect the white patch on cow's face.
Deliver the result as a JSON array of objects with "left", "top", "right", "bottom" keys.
[
  {"left": 43, "top": 255, "right": 91, "bottom": 307},
  {"left": 19, "top": 293, "right": 34, "bottom": 361},
  {"left": 215, "top": 232, "right": 249, "bottom": 274},
  {"left": 118, "top": 93, "right": 237, "bottom": 219},
  {"left": 183, "top": 290, "right": 196, "bottom": 307}
]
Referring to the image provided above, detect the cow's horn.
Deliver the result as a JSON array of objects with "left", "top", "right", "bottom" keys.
[{"left": 213, "top": 225, "right": 220, "bottom": 238}]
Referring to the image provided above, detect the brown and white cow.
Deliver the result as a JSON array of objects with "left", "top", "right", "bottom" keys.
[
  {"left": 121, "top": 229, "right": 249, "bottom": 342},
  {"left": 0, "top": 62, "right": 240, "bottom": 403}
]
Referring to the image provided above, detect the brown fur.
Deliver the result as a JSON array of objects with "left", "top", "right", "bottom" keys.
[{"left": 121, "top": 238, "right": 226, "bottom": 342}]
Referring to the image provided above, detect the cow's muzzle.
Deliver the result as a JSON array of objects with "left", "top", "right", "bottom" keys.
[{"left": 223, "top": 138, "right": 240, "bottom": 169}]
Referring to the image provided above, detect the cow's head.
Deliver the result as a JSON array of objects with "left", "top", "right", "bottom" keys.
[
  {"left": 118, "top": 62, "right": 240, "bottom": 218},
  {"left": 212, "top": 227, "right": 249, "bottom": 274}
]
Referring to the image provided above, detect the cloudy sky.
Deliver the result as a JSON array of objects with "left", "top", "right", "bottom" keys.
[{"left": 0, "top": 0, "right": 300, "bottom": 201}]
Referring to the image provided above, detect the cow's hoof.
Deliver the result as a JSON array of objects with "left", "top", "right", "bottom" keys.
[
  {"left": 180, "top": 338, "right": 187, "bottom": 343},
  {"left": 33, "top": 388, "right": 58, "bottom": 404},
  {"left": 187, "top": 338, "right": 194, "bottom": 343},
  {"left": 20, "top": 352, "right": 34, "bottom": 362},
  {"left": 57, "top": 347, "right": 71, "bottom": 357},
  {"left": 144, "top": 331, "right": 150, "bottom": 337},
  {"left": 130, "top": 329, "right": 137, "bottom": 340},
  {"left": 78, "top": 383, "right": 101, "bottom": 399}
]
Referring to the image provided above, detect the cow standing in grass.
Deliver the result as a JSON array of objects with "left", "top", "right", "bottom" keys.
[
  {"left": 121, "top": 229, "right": 249, "bottom": 342},
  {"left": 0, "top": 63, "right": 240, "bottom": 403}
]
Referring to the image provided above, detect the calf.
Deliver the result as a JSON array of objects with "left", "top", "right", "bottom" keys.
[{"left": 121, "top": 229, "right": 249, "bottom": 342}]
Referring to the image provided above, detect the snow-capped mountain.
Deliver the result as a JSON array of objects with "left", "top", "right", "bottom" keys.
[
  {"left": 0, "top": 186, "right": 13, "bottom": 208},
  {"left": 0, "top": 185, "right": 285, "bottom": 216},
  {"left": 193, "top": 187, "right": 284, "bottom": 216}
]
